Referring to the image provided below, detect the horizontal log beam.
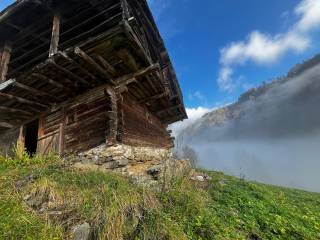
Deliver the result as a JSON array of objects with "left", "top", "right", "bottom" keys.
[
  {"left": 74, "top": 47, "right": 115, "bottom": 84},
  {"left": 0, "top": 106, "right": 33, "bottom": 116},
  {"left": 13, "top": 81, "right": 60, "bottom": 102},
  {"left": 57, "top": 52, "right": 98, "bottom": 83},
  {"left": 0, "top": 92, "right": 50, "bottom": 109},
  {"left": 95, "top": 55, "right": 117, "bottom": 77},
  {"left": 48, "top": 60, "right": 90, "bottom": 86},
  {"left": 0, "top": 122, "right": 14, "bottom": 129},
  {"left": 0, "top": 78, "right": 15, "bottom": 91},
  {"left": 139, "top": 92, "right": 167, "bottom": 103},
  {"left": 32, "top": 73, "right": 72, "bottom": 92},
  {"left": 114, "top": 63, "right": 160, "bottom": 86},
  {"left": 156, "top": 104, "right": 182, "bottom": 115}
]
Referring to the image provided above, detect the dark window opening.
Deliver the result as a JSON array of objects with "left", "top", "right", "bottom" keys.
[{"left": 25, "top": 120, "right": 39, "bottom": 155}]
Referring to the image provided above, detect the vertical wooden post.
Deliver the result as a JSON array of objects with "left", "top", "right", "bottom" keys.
[
  {"left": 0, "top": 41, "right": 12, "bottom": 83},
  {"left": 58, "top": 108, "right": 66, "bottom": 156},
  {"left": 105, "top": 86, "right": 118, "bottom": 146},
  {"left": 49, "top": 13, "right": 60, "bottom": 57},
  {"left": 18, "top": 125, "right": 25, "bottom": 150},
  {"left": 37, "top": 116, "right": 45, "bottom": 155}
]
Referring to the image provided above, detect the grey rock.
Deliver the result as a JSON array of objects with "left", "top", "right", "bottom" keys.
[
  {"left": 96, "top": 156, "right": 113, "bottom": 165},
  {"left": 102, "top": 161, "right": 118, "bottom": 169},
  {"left": 115, "top": 157, "right": 129, "bottom": 167},
  {"left": 15, "top": 174, "right": 37, "bottom": 189},
  {"left": 73, "top": 222, "right": 91, "bottom": 240},
  {"left": 147, "top": 165, "right": 163, "bottom": 177}
]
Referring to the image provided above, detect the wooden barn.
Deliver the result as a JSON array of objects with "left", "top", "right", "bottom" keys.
[{"left": 0, "top": 0, "right": 187, "bottom": 156}]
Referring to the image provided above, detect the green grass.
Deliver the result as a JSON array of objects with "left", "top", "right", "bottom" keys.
[{"left": 0, "top": 153, "right": 319, "bottom": 240}]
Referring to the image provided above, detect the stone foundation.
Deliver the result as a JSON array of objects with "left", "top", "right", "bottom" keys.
[
  {"left": 72, "top": 144, "right": 172, "bottom": 167},
  {"left": 68, "top": 144, "right": 195, "bottom": 186}
]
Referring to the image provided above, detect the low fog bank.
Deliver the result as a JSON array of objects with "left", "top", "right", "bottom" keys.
[
  {"left": 176, "top": 63, "right": 320, "bottom": 193},
  {"left": 190, "top": 137, "right": 320, "bottom": 192}
]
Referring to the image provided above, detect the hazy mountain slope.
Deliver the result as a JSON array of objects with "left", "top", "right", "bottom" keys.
[{"left": 176, "top": 54, "right": 320, "bottom": 192}]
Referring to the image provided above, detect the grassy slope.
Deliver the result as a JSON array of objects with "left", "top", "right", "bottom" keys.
[{"left": 0, "top": 154, "right": 319, "bottom": 240}]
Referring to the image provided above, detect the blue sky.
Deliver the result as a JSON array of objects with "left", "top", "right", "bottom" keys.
[
  {"left": 148, "top": 0, "right": 320, "bottom": 110},
  {"left": 1, "top": 0, "right": 320, "bottom": 111}
]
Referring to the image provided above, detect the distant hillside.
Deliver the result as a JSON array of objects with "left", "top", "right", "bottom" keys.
[
  {"left": 176, "top": 54, "right": 320, "bottom": 192},
  {"left": 0, "top": 154, "right": 319, "bottom": 239},
  {"left": 178, "top": 54, "right": 320, "bottom": 140}
]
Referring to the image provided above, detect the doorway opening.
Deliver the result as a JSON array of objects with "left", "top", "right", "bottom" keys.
[{"left": 25, "top": 120, "right": 39, "bottom": 155}]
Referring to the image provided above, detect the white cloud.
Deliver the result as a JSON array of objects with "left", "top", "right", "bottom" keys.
[
  {"left": 188, "top": 91, "right": 205, "bottom": 101},
  {"left": 169, "top": 107, "right": 213, "bottom": 137},
  {"left": 295, "top": 0, "right": 320, "bottom": 32},
  {"left": 220, "top": 31, "right": 310, "bottom": 66},
  {"left": 218, "top": 67, "right": 234, "bottom": 91},
  {"left": 218, "top": 0, "right": 320, "bottom": 91}
]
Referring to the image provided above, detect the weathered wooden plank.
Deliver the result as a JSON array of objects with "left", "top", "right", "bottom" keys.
[
  {"left": 49, "top": 13, "right": 60, "bottom": 57},
  {"left": 13, "top": 81, "right": 60, "bottom": 102},
  {"left": 95, "top": 55, "right": 117, "bottom": 77},
  {"left": 0, "top": 92, "right": 50, "bottom": 109},
  {"left": 139, "top": 92, "right": 167, "bottom": 103},
  {"left": 114, "top": 63, "right": 159, "bottom": 85},
  {"left": 58, "top": 108, "right": 66, "bottom": 156},
  {"left": 0, "top": 78, "right": 15, "bottom": 91},
  {"left": 0, "top": 122, "right": 14, "bottom": 129},
  {"left": 48, "top": 60, "right": 90, "bottom": 86},
  {"left": 105, "top": 86, "right": 117, "bottom": 145},
  {"left": 0, "top": 106, "right": 33, "bottom": 116},
  {"left": 156, "top": 104, "right": 181, "bottom": 115},
  {"left": 117, "top": 48, "right": 139, "bottom": 71},
  {"left": 32, "top": 73, "right": 72, "bottom": 92},
  {"left": 57, "top": 52, "right": 98, "bottom": 83},
  {"left": 74, "top": 47, "right": 115, "bottom": 84},
  {"left": 0, "top": 42, "right": 12, "bottom": 83}
]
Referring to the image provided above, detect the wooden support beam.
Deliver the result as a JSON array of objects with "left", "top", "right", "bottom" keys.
[
  {"left": 0, "top": 106, "right": 33, "bottom": 116},
  {"left": 74, "top": 47, "right": 115, "bottom": 84},
  {"left": 13, "top": 81, "right": 60, "bottom": 102},
  {"left": 57, "top": 52, "right": 98, "bottom": 83},
  {"left": 117, "top": 48, "right": 139, "bottom": 71},
  {"left": 0, "top": 122, "right": 14, "bottom": 129},
  {"left": 0, "top": 42, "right": 12, "bottom": 83},
  {"left": 118, "top": 77, "right": 137, "bottom": 87},
  {"left": 49, "top": 13, "right": 60, "bottom": 57},
  {"left": 0, "top": 78, "right": 15, "bottom": 91},
  {"left": 95, "top": 55, "right": 117, "bottom": 77},
  {"left": 32, "top": 73, "right": 72, "bottom": 92},
  {"left": 58, "top": 108, "right": 66, "bottom": 156},
  {"left": 105, "top": 86, "right": 117, "bottom": 146},
  {"left": 139, "top": 92, "right": 168, "bottom": 103},
  {"left": 115, "top": 85, "right": 128, "bottom": 94},
  {"left": 48, "top": 60, "right": 90, "bottom": 86},
  {"left": 156, "top": 104, "right": 182, "bottom": 115},
  {"left": 0, "top": 92, "right": 50, "bottom": 109},
  {"left": 114, "top": 64, "right": 160, "bottom": 85}
]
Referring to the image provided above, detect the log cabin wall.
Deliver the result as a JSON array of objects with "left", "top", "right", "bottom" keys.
[
  {"left": 37, "top": 109, "right": 63, "bottom": 155},
  {"left": 37, "top": 85, "right": 173, "bottom": 155},
  {"left": 64, "top": 87, "right": 111, "bottom": 155},
  {"left": 37, "top": 86, "right": 111, "bottom": 155},
  {"left": 121, "top": 93, "right": 173, "bottom": 148}
]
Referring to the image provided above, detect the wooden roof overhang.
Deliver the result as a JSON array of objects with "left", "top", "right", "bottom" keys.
[{"left": 0, "top": 0, "right": 187, "bottom": 133}]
